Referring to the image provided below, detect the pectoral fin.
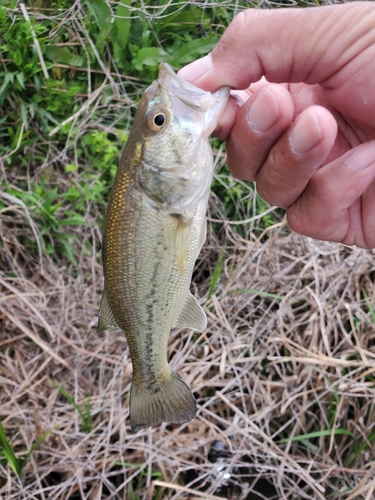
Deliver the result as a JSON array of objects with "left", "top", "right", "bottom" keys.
[
  {"left": 175, "top": 216, "right": 191, "bottom": 275},
  {"left": 97, "top": 288, "right": 119, "bottom": 333},
  {"left": 174, "top": 292, "right": 207, "bottom": 332}
]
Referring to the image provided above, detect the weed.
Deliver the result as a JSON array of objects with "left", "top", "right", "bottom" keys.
[
  {"left": 51, "top": 379, "right": 93, "bottom": 433},
  {"left": 0, "top": 421, "right": 51, "bottom": 476}
]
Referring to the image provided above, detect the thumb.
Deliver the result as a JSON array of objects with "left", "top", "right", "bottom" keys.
[{"left": 179, "top": 3, "right": 375, "bottom": 91}]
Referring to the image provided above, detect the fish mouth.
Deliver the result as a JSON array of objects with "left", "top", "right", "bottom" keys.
[{"left": 158, "top": 63, "right": 229, "bottom": 113}]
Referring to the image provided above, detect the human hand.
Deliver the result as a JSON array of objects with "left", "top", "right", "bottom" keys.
[{"left": 179, "top": 3, "right": 375, "bottom": 249}]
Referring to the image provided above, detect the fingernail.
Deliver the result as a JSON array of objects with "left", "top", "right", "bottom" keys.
[
  {"left": 246, "top": 88, "right": 280, "bottom": 133},
  {"left": 289, "top": 110, "right": 322, "bottom": 155},
  {"left": 178, "top": 54, "right": 213, "bottom": 83},
  {"left": 345, "top": 142, "right": 375, "bottom": 171}
]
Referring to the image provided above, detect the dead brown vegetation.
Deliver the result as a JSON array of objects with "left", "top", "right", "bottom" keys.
[{"left": 1, "top": 208, "right": 375, "bottom": 498}]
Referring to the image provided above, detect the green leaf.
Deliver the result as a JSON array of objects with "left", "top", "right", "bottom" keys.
[
  {"left": 113, "top": 0, "right": 131, "bottom": 48},
  {"left": 50, "top": 379, "right": 92, "bottom": 431},
  {"left": 45, "top": 46, "right": 85, "bottom": 67},
  {"left": 277, "top": 428, "right": 355, "bottom": 444},
  {"left": 60, "top": 216, "right": 90, "bottom": 226},
  {"left": 2, "top": 449, "right": 21, "bottom": 475},
  {"left": 42, "top": 187, "right": 59, "bottom": 213},
  {"left": 129, "top": 18, "right": 143, "bottom": 47},
  {"left": 345, "top": 427, "right": 375, "bottom": 467},
  {"left": 161, "top": 8, "right": 204, "bottom": 28},
  {"left": 20, "top": 102, "right": 28, "bottom": 129},
  {"left": 113, "top": 461, "right": 162, "bottom": 477},
  {"left": 24, "top": 429, "right": 53, "bottom": 464},
  {"left": 0, "top": 6, "right": 6, "bottom": 23},
  {"left": 0, "top": 421, "right": 21, "bottom": 475},
  {"left": 86, "top": 0, "right": 113, "bottom": 51},
  {"left": 16, "top": 71, "right": 25, "bottom": 89},
  {"left": 86, "top": 0, "right": 111, "bottom": 30},
  {"left": 0, "top": 72, "right": 15, "bottom": 103},
  {"left": 12, "top": 48, "right": 23, "bottom": 68},
  {"left": 133, "top": 47, "right": 169, "bottom": 71},
  {"left": 65, "top": 163, "right": 79, "bottom": 173},
  {"left": 171, "top": 34, "right": 219, "bottom": 65}
]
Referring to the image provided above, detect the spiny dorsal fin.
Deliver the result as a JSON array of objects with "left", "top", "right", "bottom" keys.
[
  {"left": 174, "top": 292, "right": 207, "bottom": 332},
  {"left": 175, "top": 215, "right": 191, "bottom": 275},
  {"left": 97, "top": 288, "right": 119, "bottom": 333}
]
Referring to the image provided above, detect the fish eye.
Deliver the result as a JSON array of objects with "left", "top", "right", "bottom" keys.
[
  {"left": 154, "top": 114, "right": 165, "bottom": 127},
  {"left": 147, "top": 110, "right": 167, "bottom": 132}
]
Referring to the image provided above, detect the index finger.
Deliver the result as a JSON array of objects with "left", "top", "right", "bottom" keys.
[{"left": 178, "top": 3, "right": 375, "bottom": 91}]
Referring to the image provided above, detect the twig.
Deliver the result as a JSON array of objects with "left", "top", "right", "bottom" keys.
[
  {"left": 51, "top": 63, "right": 141, "bottom": 81},
  {"left": 81, "top": 25, "right": 119, "bottom": 98},
  {"left": 216, "top": 391, "right": 326, "bottom": 499},
  {"left": 0, "top": 278, "right": 55, "bottom": 340},
  {"left": 207, "top": 205, "right": 278, "bottom": 225},
  {"left": 20, "top": 3, "right": 49, "bottom": 80},
  {"left": 0, "top": 123, "right": 25, "bottom": 161},
  {"left": 151, "top": 480, "right": 224, "bottom": 500},
  {"left": 1, "top": 309, "right": 68, "bottom": 368},
  {"left": 48, "top": 77, "right": 107, "bottom": 136},
  {"left": 0, "top": 190, "right": 43, "bottom": 273}
]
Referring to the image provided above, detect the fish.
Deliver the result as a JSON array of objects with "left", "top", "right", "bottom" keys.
[{"left": 98, "top": 63, "right": 229, "bottom": 432}]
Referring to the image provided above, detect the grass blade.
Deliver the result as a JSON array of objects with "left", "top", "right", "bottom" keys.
[
  {"left": 51, "top": 379, "right": 92, "bottom": 432},
  {"left": 277, "top": 428, "right": 355, "bottom": 444}
]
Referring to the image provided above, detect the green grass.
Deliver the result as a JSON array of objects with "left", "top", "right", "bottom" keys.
[
  {"left": 51, "top": 379, "right": 93, "bottom": 432},
  {"left": 277, "top": 428, "right": 356, "bottom": 445},
  {"left": 0, "top": 0, "right": 275, "bottom": 267},
  {"left": 0, "top": 421, "right": 51, "bottom": 476}
]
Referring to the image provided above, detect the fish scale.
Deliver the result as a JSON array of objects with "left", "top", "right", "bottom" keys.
[{"left": 98, "top": 63, "right": 229, "bottom": 432}]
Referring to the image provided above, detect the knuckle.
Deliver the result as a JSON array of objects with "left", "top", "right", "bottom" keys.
[
  {"left": 228, "top": 10, "right": 252, "bottom": 34},
  {"left": 214, "top": 9, "right": 256, "bottom": 58}
]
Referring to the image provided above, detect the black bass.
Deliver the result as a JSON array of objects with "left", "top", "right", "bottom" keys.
[{"left": 98, "top": 63, "right": 229, "bottom": 432}]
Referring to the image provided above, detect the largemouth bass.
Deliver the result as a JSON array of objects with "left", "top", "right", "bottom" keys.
[{"left": 98, "top": 63, "right": 229, "bottom": 432}]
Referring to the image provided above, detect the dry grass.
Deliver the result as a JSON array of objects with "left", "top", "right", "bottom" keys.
[
  {"left": 1, "top": 0, "right": 375, "bottom": 499},
  {"left": 1, "top": 208, "right": 375, "bottom": 499}
]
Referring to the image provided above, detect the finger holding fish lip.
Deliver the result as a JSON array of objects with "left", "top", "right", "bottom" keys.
[
  {"left": 199, "top": 79, "right": 291, "bottom": 141},
  {"left": 180, "top": 58, "right": 337, "bottom": 214}
]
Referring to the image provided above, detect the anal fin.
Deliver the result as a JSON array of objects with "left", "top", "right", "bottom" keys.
[
  {"left": 97, "top": 288, "right": 119, "bottom": 333},
  {"left": 174, "top": 292, "right": 207, "bottom": 332}
]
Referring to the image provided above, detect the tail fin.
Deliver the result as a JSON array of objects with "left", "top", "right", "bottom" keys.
[{"left": 129, "top": 371, "right": 196, "bottom": 432}]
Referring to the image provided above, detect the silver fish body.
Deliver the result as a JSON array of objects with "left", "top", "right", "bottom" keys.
[{"left": 98, "top": 63, "right": 229, "bottom": 432}]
